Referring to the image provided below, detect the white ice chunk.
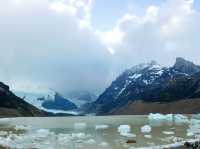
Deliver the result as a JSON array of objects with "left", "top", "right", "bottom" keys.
[
  {"left": 120, "top": 132, "right": 136, "bottom": 138},
  {"left": 141, "top": 125, "right": 152, "bottom": 133},
  {"left": 118, "top": 125, "right": 131, "bottom": 134},
  {"left": 144, "top": 134, "right": 152, "bottom": 139},
  {"left": 71, "top": 133, "right": 87, "bottom": 139},
  {"left": 148, "top": 113, "right": 173, "bottom": 121},
  {"left": 118, "top": 125, "right": 136, "bottom": 137},
  {"left": 163, "top": 131, "right": 175, "bottom": 135},
  {"left": 187, "top": 132, "right": 194, "bottom": 137},
  {"left": 95, "top": 124, "right": 109, "bottom": 130},
  {"left": 174, "top": 114, "right": 189, "bottom": 123}
]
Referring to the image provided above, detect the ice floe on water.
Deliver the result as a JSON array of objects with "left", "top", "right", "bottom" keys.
[
  {"left": 1, "top": 114, "right": 200, "bottom": 149},
  {"left": 148, "top": 113, "right": 190, "bottom": 125},
  {"left": 14, "top": 125, "right": 31, "bottom": 131},
  {"left": 95, "top": 124, "right": 109, "bottom": 130},
  {"left": 118, "top": 125, "right": 131, "bottom": 134},
  {"left": 144, "top": 134, "right": 152, "bottom": 139},
  {"left": 174, "top": 114, "right": 189, "bottom": 123},
  {"left": 141, "top": 125, "right": 151, "bottom": 133},
  {"left": 162, "top": 131, "right": 175, "bottom": 135},
  {"left": 118, "top": 125, "right": 136, "bottom": 138},
  {"left": 148, "top": 113, "right": 173, "bottom": 121},
  {"left": 118, "top": 125, "right": 131, "bottom": 133}
]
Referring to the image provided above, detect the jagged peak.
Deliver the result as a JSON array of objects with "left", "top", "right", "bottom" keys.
[
  {"left": 173, "top": 57, "right": 200, "bottom": 74},
  {"left": 129, "top": 60, "right": 162, "bottom": 73},
  {"left": 175, "top": 57, "right": 194, "bottom": 66}
]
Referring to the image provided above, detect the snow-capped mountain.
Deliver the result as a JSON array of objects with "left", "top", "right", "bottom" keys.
[
  {"left": 66, "top": 90, "right": 97, "bottom": 107},
  {"left": 41, "top": 92, "right": 77, "bottom": 111},
  {"left": 88, "top": 57, "right": 200, "bottom": 115},
  {"left": 14, "top": 88, "right": 55, "bottom": 110},
  {"left": 14, "top": 88, "right": 79, "bottom": 115}
]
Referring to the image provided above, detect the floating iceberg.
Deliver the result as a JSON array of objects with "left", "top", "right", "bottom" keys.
[
  {"left": 148, "top": 113, "right": 173, "bottom": 121},
  {"left": 162, "top": 131, "right": 175, "bottom": 135},
  {"left": 144, "top": 134, "right": 152, "bottom": 139},
  {"left": 118, "top": 125, "right": 131, "bottom": 134},
  {"left": 95, "top": 124, "right": 109, "bottom": 130},
  {"left": 141, "top": 125, "right": 152, "bottom": 133},
  {"left": 118, "top": 125, "right": 136, "bottom": 137},
  {"left": 174, "top": 114, "right": 189, "bottom": 124}
]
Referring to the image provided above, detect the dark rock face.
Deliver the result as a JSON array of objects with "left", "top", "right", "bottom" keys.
[
  {"left": 42, "top": 93, "right": 77, "bottom": 111},
  {"left": 90, "top": 58, "right": 200, "bottom": 115},
  {"left": 174, "top": 57, "right": 200, "bottom": 75},
  {"left": 0, "top": 82, "right": 46, "bottom": 117}
]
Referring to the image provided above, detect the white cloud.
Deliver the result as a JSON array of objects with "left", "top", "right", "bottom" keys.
[
  {"left": 98, "top": 0, "right": 200, "bottom": 73},
  {"left": 0, "top": 0, "right": 200, "bottom": 95},
  {"left": 0, "top": 0, "right": 112, "bottom": 94}
]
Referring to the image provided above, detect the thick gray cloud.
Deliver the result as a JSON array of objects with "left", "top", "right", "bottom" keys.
[
  {"left": 0, "top": 0, "right": 200, "bottom": 95},
  {"left": 0, "top": 0, "right": 112, "bottom": 94}
]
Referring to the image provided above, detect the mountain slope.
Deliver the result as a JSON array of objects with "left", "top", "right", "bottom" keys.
[
  {"left": 0, "top": 82, "right": 47, "bottom": 117},
  {"left": 42, "top": 93, "right": 77, "bottom": 111},
  {"left": 91, "top": 57, "right": 200, "bottom": 115},
  {"left": 66, "top": 90, "right": 97, "bottom": 107}
]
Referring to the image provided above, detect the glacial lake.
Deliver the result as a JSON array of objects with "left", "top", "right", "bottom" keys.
[{"left": 0, "top": 114, "right": 200, "bottom": 149}]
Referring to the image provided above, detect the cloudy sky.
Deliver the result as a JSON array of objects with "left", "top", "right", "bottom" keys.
[{"left": 0, "top": 0, "right": 200, "bottom": 95}]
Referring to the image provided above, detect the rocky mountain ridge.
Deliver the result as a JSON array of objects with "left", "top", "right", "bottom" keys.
[
  {"left": 89, "top": 57, "right": 200, "bottom": 115},
  {"left": 0, "top": 82, "right": 47, "bottom": 117}
]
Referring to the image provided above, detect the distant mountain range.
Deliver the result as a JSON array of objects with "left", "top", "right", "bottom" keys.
[
  {"left": 14, "top": 89, "right": 95, "bottom": 115},
  {"left": 2, "top": 57, "right": 200, "bottom": 117},
  {"left": 86, "top": 57, "right": 200, "bottom": 115}
]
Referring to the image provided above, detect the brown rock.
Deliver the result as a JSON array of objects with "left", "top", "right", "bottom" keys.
[{"left": 126, "top": 139, "right": 136, "bottom": 144}]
